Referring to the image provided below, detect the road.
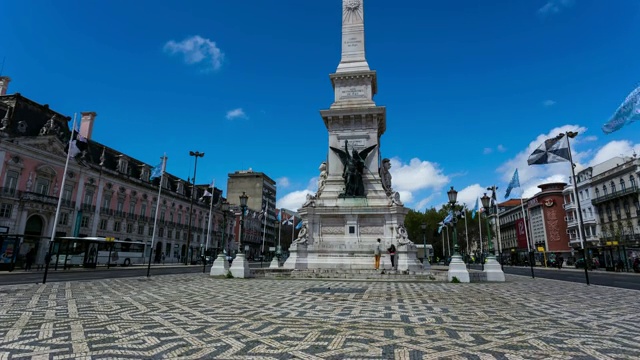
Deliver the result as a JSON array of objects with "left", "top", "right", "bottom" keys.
[
  {"left": 0, "top": 261, "right": 275, "bottom": 286},
  {"left": 469, "top": 264, "right": 640, "bottom": 290}
]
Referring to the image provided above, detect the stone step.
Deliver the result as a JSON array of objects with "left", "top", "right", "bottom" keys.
[{"left": 253, "top": 268, "right": 448, "bottom": 281}]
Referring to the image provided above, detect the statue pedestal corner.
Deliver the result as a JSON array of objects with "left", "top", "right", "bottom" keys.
[
  {"left": 282, "top": 243, "right": 308, "bottom": 270},
  {"left": 396, "top": 243, "right": 423, "bottom": 272},
  {"left": 483, "top": 256, "right": 505, "bottom": 282},
  {"left": 210, "top": 253, "right": 229, "bottom": 276},
  {"left": 447, "top": 255, "right": 470, "bottom": 283},
  {"left": 229, "top": 253, "right": 252, "bottom": 278}
]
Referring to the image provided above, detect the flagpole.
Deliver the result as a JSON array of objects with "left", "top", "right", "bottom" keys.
[
  {"left": 42, "top": 113, "right": 77, "bottom": 284},
  {"left": 278, "top": 210, "right": 282, "bottom": 256},
  {"left": 564, "top": 132, "right": 590, "bottom": 286},
  {"left": 478, "top": 207, "right": 483, "bottom": 270},
  {"left": 260, "top": 196, "right": 269, "bottom": 268},
  {"left": 147, "top": 154, "right": 166, "bottom": 278},
  {"left": 464, "top": 206, "right": 469, "bottom": 260},
  {"left": 205, "top": 180, "right": 215, "bottom": 252},
  {"left": 520, "top": 194, "right": 534, "bottom": 279}
]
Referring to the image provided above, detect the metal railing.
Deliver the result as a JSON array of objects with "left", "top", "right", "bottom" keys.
[{"left": 591, "top": 185, "right": 639, "bottom": 205}]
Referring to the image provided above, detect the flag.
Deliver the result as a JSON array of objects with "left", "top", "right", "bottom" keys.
[
  {"left": 99, "top": 147, "right": 106, "bottom": 166},
  {"left": 295, "top": 220, "right": 303, "bottom": 230},
  {"left": 282, "top": 213, "right": 293, "bottom": 225},
  {"left": 527, "top": 134, "right": 570, "bottom": 165},
  {"left": 472, "top": 197, "right": 479, "bottom": 219},
  {"left": 443, "top": 211, "right": 453, "bottom": 225},
  {"left": 150, "top": 162, "right": 163, "bottom": 180},
  {"left": 504, "top": 169, "right": 520, "bottom": 198},
  {"left": 277, "top": 210, "right": 281, "bottom": 222},
  {"left": 199, "top": 189, "right": 212, "bottom": 202},
  {"left": 602, "top": 85, "right": 640, "bottom": 134},
  {"left": 258, "top": 207, "right": 266, "bottom": 220},
  {"left": 67, "top": 130, "right": 88, "bottom": 158}
]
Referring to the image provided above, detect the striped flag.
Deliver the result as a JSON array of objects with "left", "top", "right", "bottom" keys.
[
  {"left": 602, "top": 85, "right": 640, "bottom": 134},
  {"left": 527, "top": 134, "right": 570, "bottom": 165}
]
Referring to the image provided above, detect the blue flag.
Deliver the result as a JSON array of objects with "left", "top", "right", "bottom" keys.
[
  {"left": 504, "top": 169, "right": 520, "bottom": 198},
  {"left": 472, "top": 197, "right": 479, "bottom": 219},
  {"left": 150, "top": 162, "right": 163, "bottom": 180},
  {"left": 277, "top": 210, "right": 281, "bottom": 222},
  {"left": 295, "top": 220, "right": 303, "bottom": 230},
  {"left": 602, "top": 85, "right": 640, "bottom": 134}
]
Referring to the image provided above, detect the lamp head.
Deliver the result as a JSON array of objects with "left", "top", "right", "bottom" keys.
[
  {"left": 447, "top": 186, "right": 458, "bottom": 205},
  {"left": 481, "top": 193, "right": 491, "bottom": 209},
  {"left": 421, "top": 222, "right": 427, "bottom": 231},
  {"left": 239, "top": 192, "right": 248, "bottom": 208}
]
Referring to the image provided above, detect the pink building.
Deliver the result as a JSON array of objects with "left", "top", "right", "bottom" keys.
[{"left": 0, "top": 77, "right": 231, "bottom": 269}]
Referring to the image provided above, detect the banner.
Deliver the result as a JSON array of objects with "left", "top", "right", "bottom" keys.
[{"left": 516, "top": 218, "right": 528, "bottom": 249}]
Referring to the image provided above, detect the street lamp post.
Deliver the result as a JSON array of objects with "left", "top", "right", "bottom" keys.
[
  {"left": 447, "top": 186, "right": 460, "bottom": 256},
  {"left": 446, "top": 186, "right": 470, "bottom": 282},
  {"left": 210, "top": 200, "right": 230, "bottom": 276},
  {"left": 229, "top": 192, "right": 251, "bottom": 278},
  {"left": 421, "top": 222, "right": 430, "bottom": 270},
  {"left": 185, "top": 151, "right": 204, "bottom": 265},
  {"left": 481, "top": 192, "right": 505, "bottom": 281}
]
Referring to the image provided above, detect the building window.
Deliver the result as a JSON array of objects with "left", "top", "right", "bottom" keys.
[
  {"left": 80, "top": 216, "right": 89, "bottom": 228},
  {"left": 99, "top": 218, "right": 108, "bottom": 230},
  {"left": 3, "top": 170, "right": 19, "bottom": 195},
  {"left": 138, "top": 223, "right": 144, "bottom": 235},
  {"left": 159, "top": 228, "right": 164, "bottom": 237},
  {"left": 610, "top": 181, "right": 616, "bottom": 193},
  {"left": 148, "top": 226, "right": 154, "bottom": 236},
  {"left": 117, "top": 200, "right": 124, "bottom": 213},
  {"left": 126, "top": 223, "right": 133, "bottom": 233},
  {"left": 602, "top": 185, "right": 607, "bottom": 195},
  {"left": 58, "top": 212, "right": 69, "bottom": 225},
  {"left": 63, "top": 184, "right": 73, "bottom": 204},
  {"left": 183, "top": 232, "right": 187, "bottom": 241},
  {"left": 175, "top": 230, "right": 180, "bottom": 240},
  {"left": 624, "top": 202, "right": 631, "bottom": 215},
  {"left": 84, "top": 191, "right": 94, "bottom": 207},
  {"left": 167, "top": 230, "right": 173, "bottom": 239},
  {"left": 170, "top": 212, "right": 174, "bottom": 222},
  {"left": 0, "top": 203, "right": 12, "bottom": 218},
  {"left": 620, "top": 179, "right": 626, "bottom": 191},
  {"left": 631, "top": 175, "right": 636, "bottom": 189},
  {"left": 140, "top": 203, "right": 147, "bottom": 218},
  {"left": 114, "top": 221, "right": 121, "bottom": 232},
  {"left": 595, "top": 188, "right": 600, "bottom": 197},
  {"left": 161, "top": 210, "right": 166, "bottom": 221},
  {"left": 129, "top": 202, "right": 136, "bottom": 215},
  {"left": 102, "top": 194, "right": 111, "bottom": 208},
  {"left": 614, "top": 203, "right": 621, "bottom": 217},
  {"left": 35, "top": 178, "right": 50, "bottom": 195}
]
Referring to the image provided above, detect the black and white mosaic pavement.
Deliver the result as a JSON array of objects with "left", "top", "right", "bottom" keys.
[{"left": 0, "top": 274, "right": 639, "bottom": 359}]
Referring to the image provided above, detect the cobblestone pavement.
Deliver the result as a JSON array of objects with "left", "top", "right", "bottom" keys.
[{"left": 1, "top": 274, "right": 639, "bottom": 359}]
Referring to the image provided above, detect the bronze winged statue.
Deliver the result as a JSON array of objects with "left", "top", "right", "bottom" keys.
[{"left": 330, "top": 140, "right": 377, "bottom": 197}]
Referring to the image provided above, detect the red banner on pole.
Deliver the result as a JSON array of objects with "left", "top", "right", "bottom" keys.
[{"left": 516, "top": 218, "right": 528, "bottom": 249}]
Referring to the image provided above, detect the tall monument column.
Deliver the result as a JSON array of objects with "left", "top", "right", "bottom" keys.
[
  {"left": 283, "top": 0, "right": 423, "bottom": 272},
  {"left": 337, "top": 0, "right": 370, "bottom": 73}
]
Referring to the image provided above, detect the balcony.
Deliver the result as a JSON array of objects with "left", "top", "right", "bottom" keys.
[
  {"left": 565, "top": 216, "right": 577, "bottom": 227},
  {"left": 0, "top": 187, "right": 19, "bottom": 199},
  {"left": 563, "top": 202, "right": 576, "bottom": 210},
  {"left": 20, "top": 191, "right": 59, "bottom": 206},
  {"left": 592, "top": 185, "right": 640, "bottom": 205}
]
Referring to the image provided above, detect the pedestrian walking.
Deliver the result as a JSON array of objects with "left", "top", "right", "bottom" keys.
[
  {"left": 388, "top": 243, "right": 396, "bottom": 270},
  {"left": 558, "top": 255, "right": 564, "bottom": 270},
  {"left": 374, "top": 238, "right": 381, "bottom": 270}
]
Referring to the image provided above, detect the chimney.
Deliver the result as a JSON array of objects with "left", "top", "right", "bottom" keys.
[
  {"left": 80, "top": 112, "right": 97, "bottom": 140},
  {"left": 0, "top": 77, "right": 11, "bottom": 96}
]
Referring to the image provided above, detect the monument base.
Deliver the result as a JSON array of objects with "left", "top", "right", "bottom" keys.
[
  {"left": 483, "top": 256, "right": 505, "bottom": 282},
  {"left": 229, "top": 254, "right": 252, "bottom": 278},
  {"left": 269, "top": 257, "right": 280, "bottom": 269},
  {"left": 447, "top": 255, "right": 470, "bottom": 283},
  {"left": 209, "top": 253, "right": 229, "bottom": 276}
]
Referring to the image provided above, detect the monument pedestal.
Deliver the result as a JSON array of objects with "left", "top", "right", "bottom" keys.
[
  {"left": 447, "top": 254, "right": 470, "bottom": 282},
  {"left": 282, "top": 244, "right": 308, "bottom": 270},
  {"left": 483, "top": 255, "right": 505, "bottom": 282},
  {"left": 229, "top": 254, "right": 252, "bottom": 278},
  {"left": 209, "top": 253, "right": 229, "bottom": 276},
  {"left": 269, "top": 256, "right": 280, "bottom": 269}
]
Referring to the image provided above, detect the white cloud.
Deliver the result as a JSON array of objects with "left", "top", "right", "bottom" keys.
[
  {"left": 538, "top": 0, "right": 574, "bottom": 16},
  {"left": 276, "top": 177, "right": 290, "bottom": 188},
  {"left": 390, "top": 157, "right": 449, "bottom": 193},
  {"left": 542, "top": 99, "right": 556, "bottom": 107},
  {"left": 455, "top": 184, "right": 487, "bottom": 209},
  {"left": 415, "top": 193, "right": 440, "bottom": 211},
  {"left": 483, "top": 148, "right": 493, "bottom": 155},
  {"left": 522, "top": 174, "right": 567, "bottom": 198},
  {"left": 277, "top": 189, "right": 312, "bottom": 211},
  {"left": 497, "top": 144, "right": 507, "bottom": 153},
  {"left": 588, "top": 140, "right": 640, "bottom": 167},
  {"left": 163, "top": 35, "right": 224, "bottom": 71},
  {"left": 226, "top": 108, "right": 247, "bottom": 120}
]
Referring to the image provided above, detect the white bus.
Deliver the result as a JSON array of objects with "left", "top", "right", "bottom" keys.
[{"left": 53, "top": 237, "right": 147, "bottom": 268}]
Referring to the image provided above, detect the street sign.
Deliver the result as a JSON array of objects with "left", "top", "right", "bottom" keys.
[
  {"left": 537, "top": 246, "right": 545, "bottom": 252},
  {"left": 269, "top": 247, "right": 275, "bottom": 251}
]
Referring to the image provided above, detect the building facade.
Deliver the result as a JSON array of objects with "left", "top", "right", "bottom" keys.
[
  {"left": 227, "top": 169, "right": 277, "bottom": 258},
  {"left": 526, "top": 183, "right": 572, "bottom": 264},
  {"left": 0, "top": 80, "right": 232, "bottom": 269},
  {"left": 497, "top": 199, "right": 530, "bottom": 265}
]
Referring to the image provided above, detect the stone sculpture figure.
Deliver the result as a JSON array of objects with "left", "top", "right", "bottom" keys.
[
  {"left": 39, "top": 115, "right": 58, "bottom": 136},
  {"left": 380, "top": 158, "right": 392, "bottom": 193},
  {"left": 302, "top": 193, "right": 316, "bottom": 208},
  {"left": 317, "top": 162, "right": 328, "bottom": 196},
  {"left": 292, "top": 223, "right": 308, "bottom": 245},
  {"left": 0, "top": 110, "right": 10, "bottom": 132},
  {"left": 396, "top": 224, "right": 413, "bottom": 246},
  {"left": 330, "top": 140, "right": 377, "bottom": 197}
]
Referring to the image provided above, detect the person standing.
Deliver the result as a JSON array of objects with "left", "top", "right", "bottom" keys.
[
  {"left": 374, "top": 239, "right": 382, "bottom": 270},
  {"left": 24, "top": 247, "right": 35, "bottom": 271},
  {"left": 388, "top": 243, "right": 397, "bottom": 270}
]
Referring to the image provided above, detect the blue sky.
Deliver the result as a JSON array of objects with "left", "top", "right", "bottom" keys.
[{"left": 1, "top": 0, "right": 640, "bottom": 211}]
